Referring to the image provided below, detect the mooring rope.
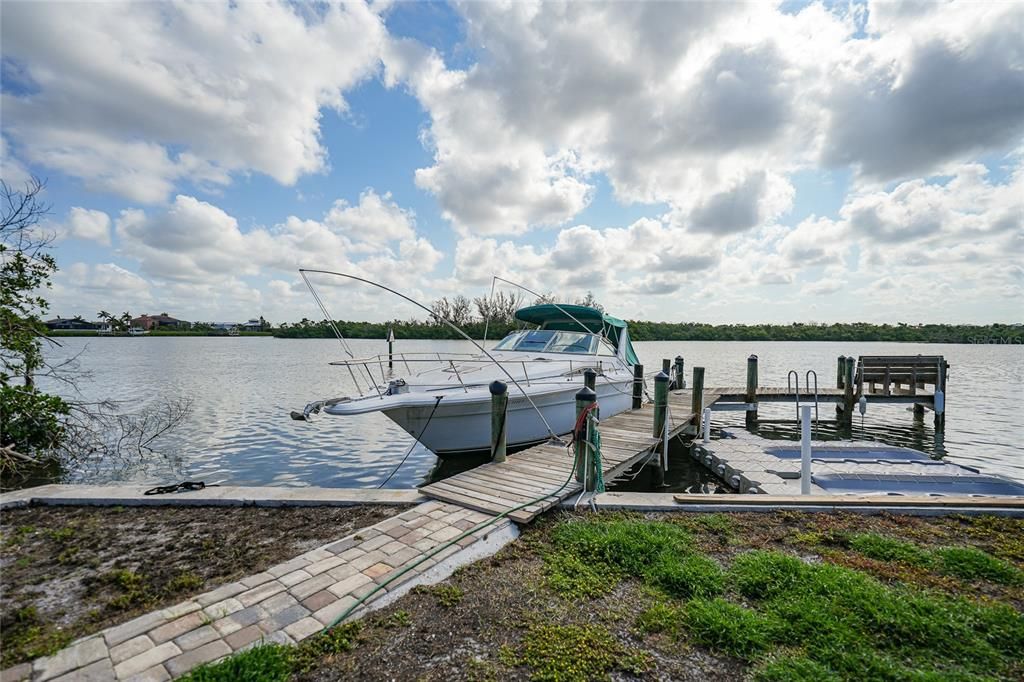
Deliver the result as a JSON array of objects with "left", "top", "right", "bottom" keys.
[{"left": 376, "top": 396, "right": 443, "bottom": 489}]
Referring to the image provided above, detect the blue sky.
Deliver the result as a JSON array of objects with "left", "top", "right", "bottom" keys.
[{"left": 1, "top": 1, "right": 1021, "bottom": 324}]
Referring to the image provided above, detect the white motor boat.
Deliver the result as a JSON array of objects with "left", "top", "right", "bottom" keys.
[{"left": 299, "top": 304, "right": 641, "bottom": 457}]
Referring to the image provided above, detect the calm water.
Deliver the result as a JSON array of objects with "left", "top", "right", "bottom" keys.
[{"left": 39, "top": 338, "right": 1023, "bottom": 490}]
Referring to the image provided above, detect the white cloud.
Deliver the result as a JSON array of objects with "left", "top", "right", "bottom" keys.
[
  {"left": 1, "top": 1, "right": 385, "bottom": 202},
  {"left": 112, "top": 191, "right": 443, "bottom": 305},
  {"left": 65, "top": 207, "right": 112, "bottom": 246},
  {"left": 822, "top": 1, "right": 1024, "bottom": 180}
]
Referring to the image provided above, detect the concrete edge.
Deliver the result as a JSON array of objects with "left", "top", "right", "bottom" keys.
[
  {"left": 0, "top": 485, "right": 426, "bottom": 510},
  {"left": 561, "top": 492, "right": 1024, "bottom": 517}
]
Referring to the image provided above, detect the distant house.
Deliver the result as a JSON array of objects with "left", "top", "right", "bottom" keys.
[
  {"left": 211, "top": 322, "right": 238, "bottom": 331},
  {"left": 131, "top": 313, "right": 189, "bottom": 331},
  {"left": 240, "top": 318, "right": 265, "bottom": 331},
  {"left": 45, "top": 317, "right": 100, "bottom": 330}
]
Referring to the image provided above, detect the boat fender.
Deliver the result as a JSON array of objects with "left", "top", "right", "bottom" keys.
[{"left": 934, "top": 390, "right": 944, "bottom": 415}]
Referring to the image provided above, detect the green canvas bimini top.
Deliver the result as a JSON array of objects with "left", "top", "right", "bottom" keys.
[{"left": 514, "top": 304, "right": 639, "bottom": 365}]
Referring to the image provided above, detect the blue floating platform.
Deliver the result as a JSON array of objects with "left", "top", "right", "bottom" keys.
[
  {"left": 812, "top": 473, "right": 1024, "bottom": 497},
  {"left": 765, "top": 445, "right": 931, "bottom": 462}
]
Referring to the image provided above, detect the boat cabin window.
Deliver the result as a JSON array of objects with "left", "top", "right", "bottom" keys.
[
  {"left": 493, "top": 331, "right": 526, "bottom": 351},
  {"left": 492, "top": 330, "right": 608, "bottom": 355}
]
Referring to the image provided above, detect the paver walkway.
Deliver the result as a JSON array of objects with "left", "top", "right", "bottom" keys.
[{"left": 2, "top": 501, "right": 511, "bottom": 682}]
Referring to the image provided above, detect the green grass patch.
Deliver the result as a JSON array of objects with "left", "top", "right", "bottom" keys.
[
  {"left": 508, "top": 623, "right": 649, "bottom": 681},
  {"left": 697, "top": 549, "right": 1024, "bottom": 679},
  {"left": 181, "top": 623, "right": 360, "bottom": 681},
  {"left": 933, "top": 547, "right": 1023, "bottom": 585},
  {"left": 542, "top": 550, "right": 621, "bottom": 599},
  {"left": 166, "top": 571, "right": 205, "bottom": 593},
  {"left": 691, "top": 513, "right": 734, "bottom": 535},
  {"left": 635, "top": 601, "right": 684, "bottom": 636},
  {"left": 180, "top": 643, "right": 292, "bottom": 682},
  {"left": 0, "top": 606, "right": 74, "bottom": 668},
  {"left": 414, "top": 583, "right": 464, "bottom": 607},
  {"left": 847, "top": 532, "right": 930, "bottom": 565},
  {"left": 684, "top": 597, "right": 777, "bottom": 659},
  {"left": 754, "top": 654, "right": 840, "bottom": 682},
  {"left": 547, "top": 518, "right": 723, "bottom": 599},
  {"left": 842, "top": 532, "right": 1023, "bottom": 586}
]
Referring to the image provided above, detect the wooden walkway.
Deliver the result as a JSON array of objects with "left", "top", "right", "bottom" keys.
[
  {"left": 420, "top": 389, "right": 721, "bottom": 523},
  {"left": 420, "top": 380, "right": 937, "bottom": 524}
]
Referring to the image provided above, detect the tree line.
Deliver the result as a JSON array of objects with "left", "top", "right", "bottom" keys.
[{"left": 274, "top": 316, "right": 1019, "bottom": 344}]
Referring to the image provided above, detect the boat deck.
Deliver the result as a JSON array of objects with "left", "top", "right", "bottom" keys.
[{"left": 420, "top": 388, "right": 720, "bottom": 523}]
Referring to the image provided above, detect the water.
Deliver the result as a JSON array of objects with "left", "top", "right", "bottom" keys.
[{"left": 38, "top": 337, "right": 1023, "bottom": 490}]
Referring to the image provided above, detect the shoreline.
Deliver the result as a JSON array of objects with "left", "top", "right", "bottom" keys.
[{"left": 48, "top": 330, "right": 1022, "bottom": 344}]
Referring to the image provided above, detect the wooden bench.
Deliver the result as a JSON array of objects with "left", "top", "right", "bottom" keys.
[{"left": 856, "top": 355, "right": 948, "bottom": 397}]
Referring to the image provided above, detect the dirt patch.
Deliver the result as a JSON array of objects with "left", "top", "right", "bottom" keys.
[{"left": 0, "top": 504, "right": 403, "bottom": 668}]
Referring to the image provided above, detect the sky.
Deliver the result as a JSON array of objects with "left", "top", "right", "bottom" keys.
[{"left": 1, "top": 0, "right": 1022, "bottom": 325}]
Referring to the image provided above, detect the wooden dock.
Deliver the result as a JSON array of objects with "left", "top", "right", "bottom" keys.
[
  {"left": 420, "top": 389, "right": 720, "bottom": 523},
  {"left": 420, "top": 353, "right": 950, "bottom": 524}
]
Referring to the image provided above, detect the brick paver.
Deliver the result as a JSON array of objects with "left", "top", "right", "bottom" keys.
[{"left": 2, "top": 501, "right": 512, "bottom": 681}]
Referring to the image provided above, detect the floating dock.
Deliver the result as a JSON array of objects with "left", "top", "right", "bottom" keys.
[{"left": 691, "top": 430, "right": 1024, "bottom": 497}]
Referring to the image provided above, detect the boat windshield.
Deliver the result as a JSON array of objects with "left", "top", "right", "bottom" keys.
[{"left": 492, "top": 330, "right": 598, "bottom": 354}]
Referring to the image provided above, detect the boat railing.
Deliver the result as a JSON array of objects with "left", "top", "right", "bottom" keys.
[{"left": 328, "top": 352, "right": 618, "bottom": 397}]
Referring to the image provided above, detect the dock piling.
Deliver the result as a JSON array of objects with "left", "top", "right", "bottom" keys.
[
  {"left": 662, "top": 358, "right": 672, "bottom": 386},
  {"left": 674, "top": 356, "right": 685, "bottom": 390},
  {"left": 745, "top": 354, "right": 758, "bottom": 426},
  {"left": 575, "top": 386, "right": 597, "bottom": 485},
  {"left": 584, "top": 368, "right": 596, "bottom": 392},
  {"left": 489, "top": 381, "right": 508, "bottom": 463},
  {"left": 691, "top": 366, "right": 706, "bottom": 432},
  {"left": 653, "top": 372, "right": 669, "bottom": 485},
  {"left": 632, "top": 364, "right": 644, "bottom": 409},
  {"left": 841, "top": 356, "right": 856, "bottom": 428}
]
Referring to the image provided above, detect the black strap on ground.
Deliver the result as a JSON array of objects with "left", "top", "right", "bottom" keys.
[{"left": 143, "top": 481, "right": 218, "bottom": 495}]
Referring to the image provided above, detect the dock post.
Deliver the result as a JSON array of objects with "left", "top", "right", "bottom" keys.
[
  {"left": 800, "top": 404, "right": 812, "bottom": 495},
  {"left": 653, "top": 372, "right": 670, "bottom": 487},
  {"left": 913, "top": 403, "right": 925, "bottom": 421},
  {"left": 745, "top": 354, "right": 758, "bottom": 426},
  {"left": 575, "top": 386, "right": 597, "bottom": 485},
  {"left": 934, "top": 359, "right": 947, "bottom": 432},
  {"left": 835, "top": 355, "right": 845, "bottom": 419},
  {"left": 490, "top": 381, "right": 508, "bottom": 463},
  {"left": 631, "top": 364, "right": 644, "bottom": 409},
  {"left": 691, "top": 366, "right": 705, "bottom": 432},
  {"left": 584, "top": 368, "right": 596, "bottom": 392},
  {"left": 662, "top": 358, "right": 672, "bottom": 386},
  {"left": 842, "top": 356, "right": 856, "bottom": 429},
  {"left": 674, "top": 356, "right": 685, "bottom": 390}
]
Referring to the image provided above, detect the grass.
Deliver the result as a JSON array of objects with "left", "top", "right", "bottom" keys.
[
  {"left": 542, "top": 517, "right": 1023, "bottom": 681},
  {"left": 509, "top": 623, "right": 650, "bottom": 682},
  {"left": 840, "top": 532, "right": 1023, "bottom": 585},
  {"left": 413, "top": 583, "right": 465, "bottom": 607},
  {"left": 546, "top": 518, "right": 723, "bottom": 599},
  {"left": 180, "top": 623, "right": 361, "bottom": 681}
]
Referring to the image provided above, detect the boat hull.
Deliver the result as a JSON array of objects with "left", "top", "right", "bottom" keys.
[{"left": 383, "top": 381, "right": 632, "bottom": 457}]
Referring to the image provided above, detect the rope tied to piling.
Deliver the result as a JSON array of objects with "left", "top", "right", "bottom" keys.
[{"left": 569, "top": 402, "right": 605, "bottom": 494}]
